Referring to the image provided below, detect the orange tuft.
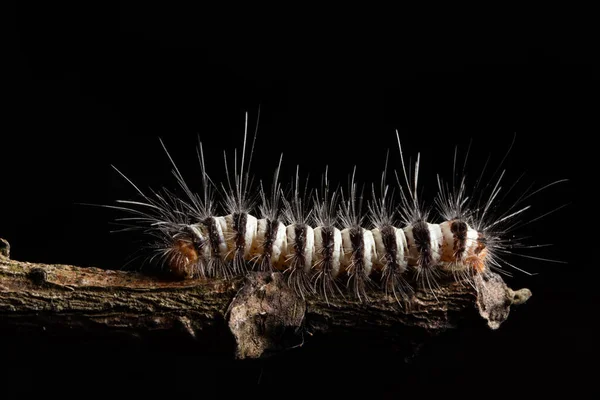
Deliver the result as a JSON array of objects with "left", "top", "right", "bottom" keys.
[
  {"left": 168, "top": 239, "right": 199, "bottom": 279},
  {"left": 466, "top": 247, "right": 488, "bottom": 273}
]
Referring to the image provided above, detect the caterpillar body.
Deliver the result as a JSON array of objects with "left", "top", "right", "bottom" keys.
[{"left": 108, "top": 113, "right": 565, "bottom": 304}]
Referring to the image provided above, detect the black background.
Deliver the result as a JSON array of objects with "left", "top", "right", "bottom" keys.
[{"left": 4, "top": 4, "right": 595, "bottom": 398}]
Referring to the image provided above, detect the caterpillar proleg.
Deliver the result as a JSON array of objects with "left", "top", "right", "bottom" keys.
[{"left": 106, "top": 113, "right": 566, "bottom": 304}]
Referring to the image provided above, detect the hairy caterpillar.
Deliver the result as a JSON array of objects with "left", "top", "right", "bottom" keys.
[{"left": 105, "top": 112, "right": 566, "bottom": 304}]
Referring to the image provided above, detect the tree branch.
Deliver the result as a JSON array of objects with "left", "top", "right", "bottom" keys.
[{"left": 0, "top": 238, "right": 531, "bottom": 359}]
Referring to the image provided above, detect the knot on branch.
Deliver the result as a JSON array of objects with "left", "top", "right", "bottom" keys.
[
  {"left": 0, "top": 238, "right": 9, "bottom": 259},
  {"left": 227, "top": 272, "right": 306, "bottom": 359},
  {"left": 28, "top": 267, "right": 48, "bottom": 286},
  {"left": 475, "top": 272, "right": 531, "bottom": 329}
]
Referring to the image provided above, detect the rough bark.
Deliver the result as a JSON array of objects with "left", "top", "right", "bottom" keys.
[{"left": 0, "top": 240, "right": 531, "bottom": 359}]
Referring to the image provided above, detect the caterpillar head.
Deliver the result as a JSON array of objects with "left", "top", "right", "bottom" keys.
[
  {"left": 439, "top": 219, "right": 488, "bottom": 274},
  {"left": 164, "top": 225, "right": 206, "bottom": 279}
]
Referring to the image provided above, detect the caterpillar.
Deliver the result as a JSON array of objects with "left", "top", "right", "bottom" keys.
[{"left": 105, "top": 112, "right": 566, "bottom": 304}]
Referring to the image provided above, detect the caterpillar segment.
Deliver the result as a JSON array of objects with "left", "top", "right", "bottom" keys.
[
  {"left": 282, "top": 222, "right": 315, "bottom": 299},
  {"left": 312, "top": 225, "right": 343, "bottom": 301},
  {"left": 249, "top": 218, "right": 287, "bottom": 271},
  {"left": 224, "top": 212, "right": 258, "bottom": 275},
  {"left": 310, "top": 168, "right": 346, "bottom": 303},
  {"left": 367, "top": 154, "right": 414, "bottom": 303},
  {"left": 402, "top": 221, "right": 442, "bottom": 293},
  {"left": 340, "top": 226, "right": 376, "bottom": 302},
  {"left": 372, "top": 224, "right": 412, "bottom": 302},
  {"left": 252, "top": 152, "right": 287, "bottom": 272},
  {"left": 202, "top": 216, "right": 230, "bottom": 278}
]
